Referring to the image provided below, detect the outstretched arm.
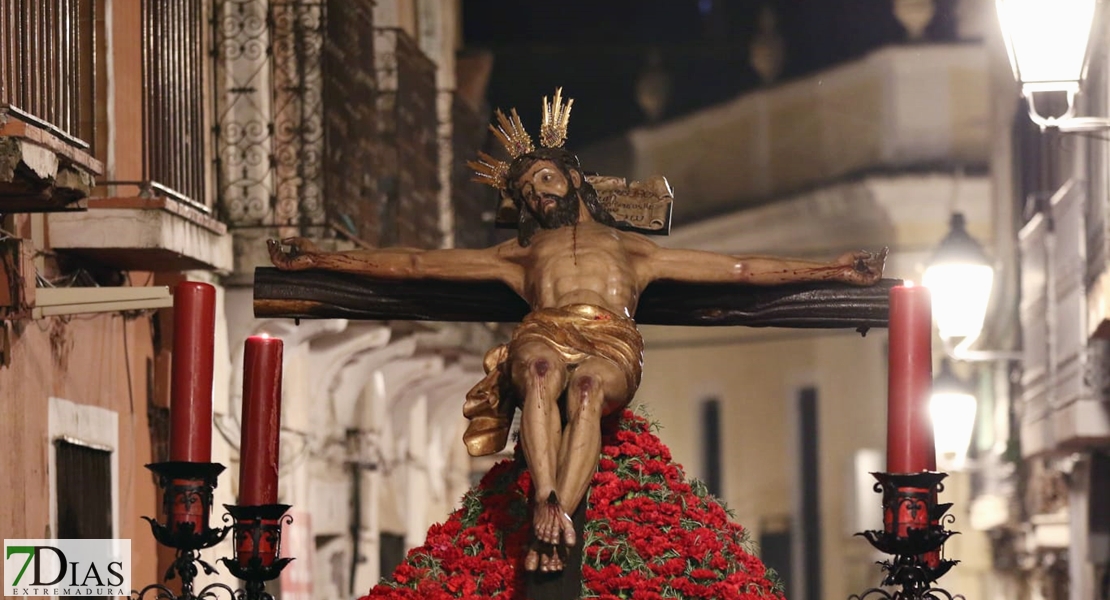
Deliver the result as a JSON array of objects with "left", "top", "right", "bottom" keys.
[
  {"left": 267, "top": 237, "right": 524, "bottom": 285},
  {"left": 641, "top": 243, "right": 886, "bottom": 287}
]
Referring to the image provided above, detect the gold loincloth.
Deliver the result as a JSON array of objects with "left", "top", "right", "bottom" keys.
[{"left": 462, "top": 304, "right": 644, "bottom": 457}]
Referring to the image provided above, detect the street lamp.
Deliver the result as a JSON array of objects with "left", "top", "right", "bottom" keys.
[
  {"left": 996, "top": 0, "right": 1109, "bottom": 131},
  {"left": 930, "top": 360, "right": 977, "bottom": 471},
  {"left": 922, "top": 213, "right": 994, "bottom": 342}
]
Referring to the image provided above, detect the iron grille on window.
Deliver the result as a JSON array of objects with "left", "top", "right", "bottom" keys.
[
  {"left": 141, "top": 0, "right": 207, "bottom": 209},
  {"left": 0, "top": 0, "right": 97, "bottom": 149}
]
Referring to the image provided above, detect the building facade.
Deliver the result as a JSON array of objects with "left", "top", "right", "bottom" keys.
[
  {"left": 1, "top": 1, "right": 493, "bottom": 598},
  {"left": 6, "top": 2, "right": 1107, "bottom": 600},
  {"left": 576, "top": 2, "right": 1110, "bottom": 599}
]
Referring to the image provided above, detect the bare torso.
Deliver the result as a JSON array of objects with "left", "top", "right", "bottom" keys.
[{"left": 503, "top": 221, "right": 649, "bottom": 317}]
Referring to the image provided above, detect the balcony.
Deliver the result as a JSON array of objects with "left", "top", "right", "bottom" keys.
[
  {"left": 49, "top": 193, "right": 230, "bottom": 272},
  {"left": 214, "top": 0, "right": 398, "bottom": 276},
  {"left": 1019, "top": 184, "right": 1110, "bottom": 456},
  {"left": 211, "top": 3, "right": 442, "bottom": 276},
  {"left": 580, "top": 43, "right": 990, "bottom": 224},
  {"left": 323, "top": 1, "right": 386, "bottom": 246},
  {"left": 0, "top": 0, "right": 103, "bottom": 212},
  {"left": 49, "top": 0, "right": 231, "bottom": 273}
]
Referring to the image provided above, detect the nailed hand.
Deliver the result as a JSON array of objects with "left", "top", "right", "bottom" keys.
[
  {"left": 267, "top": 237, "right": 321, "bottom": 271},
  {"left": 834, "top": 247, "right": 887, "bottom": 285}
]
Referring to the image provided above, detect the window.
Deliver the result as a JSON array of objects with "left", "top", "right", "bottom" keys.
[
  {"left": 0, "top": 0, "right": 98, "bottom": 149},
  {"left": 796, "top": 386, "right": 821, "bottom": 600},
  {"left": 379, "top": 532, "right": 406, "bottom": 579},
  {"left": 700, "top": 397, "right": 722, "bottom": 497},
  {"left": 55, "top": 440, "right": 112, "bottom": 539},
  {"left": 48, "top": 396, "right": 119, "bottom": 540},
  {"left": 759, "top": 517, "right": 794, "bottom": 598}
]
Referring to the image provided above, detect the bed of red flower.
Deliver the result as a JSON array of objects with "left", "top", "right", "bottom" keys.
[{"left": 363, "top": 411, "right": 785, "bottom": 600}]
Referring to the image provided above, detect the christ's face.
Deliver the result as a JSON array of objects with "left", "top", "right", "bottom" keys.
[{"left": 515, "top": 159, "right": 580, "bottom": 228}]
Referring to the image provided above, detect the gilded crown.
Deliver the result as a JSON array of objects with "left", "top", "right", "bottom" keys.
[
  {"left": 468, "top": 88, "right": 575, "bottom": 191},
  {"left": 540, "top": 88, "right": 573, "bottom": 148}
]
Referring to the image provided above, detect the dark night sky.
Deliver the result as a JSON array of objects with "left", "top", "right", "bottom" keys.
[{"left": 462, "top": 0, "right": 959, "bottom": 146}]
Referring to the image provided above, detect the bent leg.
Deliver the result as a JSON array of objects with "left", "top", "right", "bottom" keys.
[
  {"left": 556, "top": 358, "right": 631, "bottom": 538},
  {"left": 510, "top": 342, "right": 571, "bottom": 559}
]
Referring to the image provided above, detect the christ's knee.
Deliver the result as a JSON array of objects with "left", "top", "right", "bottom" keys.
[
  {"left": 510, "top": 347, "right": 564, "bottom": 393},
  {"left": 528, "top": 357, "right": 549, "bottom": 377},
  {"left": 566, "top": 373, "right": 604, "bottom": 423},
  {"left": 523, "top": 356, "right": 561, "bottom": 384}
]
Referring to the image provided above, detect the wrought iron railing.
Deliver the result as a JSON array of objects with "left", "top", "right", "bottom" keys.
[
  {"left": 214, "top": 2, "right": 442, "bottom": 250},
  {"left": 214, "top": 0, "right": 331, "bottom": 229},
  {"left": 271, "top": 0, "right": 325, "bottom": 226},
  {"left": 141, "top": 0, "right": 208, "bottom": 210},
  {"left": 0, "top": 0, "right": 96, "bottom": 150},
  {"left": 213, "top": 0, "right": 274, "bottom": 225}
]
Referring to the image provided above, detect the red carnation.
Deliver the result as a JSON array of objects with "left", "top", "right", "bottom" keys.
[{"left": 362, "top": 411, "right": 784, "bottom": 600}]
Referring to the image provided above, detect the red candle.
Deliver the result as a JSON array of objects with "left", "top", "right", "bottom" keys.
[
  {"left": 239, "top": 335, "right": 284, "bottom": 505},
  {"left": 887, "top": 284, "right": 936, "bottom": 473},
  {"left": 169, "top": 282, "right": 216, "bottom": 463}
]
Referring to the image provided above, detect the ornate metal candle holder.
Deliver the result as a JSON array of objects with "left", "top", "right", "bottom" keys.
[
  {"left": 221, "top": 504, "right": 295, "bottom": 600},
  {"left": 850, "top": 471, "right": 965, "bottom": 600},
  {"left": 132, "top": 462, "right": 294, "bottom": 600}
]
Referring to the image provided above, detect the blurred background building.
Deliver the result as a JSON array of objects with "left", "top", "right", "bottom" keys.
[{"left": 1, "top": 1, "right": 1107, "bottom": 599}]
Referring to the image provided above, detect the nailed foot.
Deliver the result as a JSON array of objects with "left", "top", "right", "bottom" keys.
[{"left": 533, "top": 491, "right": 575, "bottom": 548}]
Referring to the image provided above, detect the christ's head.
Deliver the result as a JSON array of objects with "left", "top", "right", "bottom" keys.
[
  {"left": 506, "top": 148, "right": 617, "bottom": 245},
  {"left": 508, "top": 148, "right": 583, "bottom": 228}
]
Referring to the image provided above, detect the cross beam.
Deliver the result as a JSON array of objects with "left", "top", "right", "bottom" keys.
[{"left": 253, "top": 268, "right": 901, "bottom": 330}]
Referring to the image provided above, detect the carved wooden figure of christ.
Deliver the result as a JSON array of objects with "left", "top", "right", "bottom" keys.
[{"left": 264, "top": 90, "right": 888, "bottom": 577}]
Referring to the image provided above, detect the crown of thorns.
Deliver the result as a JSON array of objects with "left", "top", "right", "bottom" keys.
[{"left": 467, "top": 88, "right": 574, "bottom": 191}]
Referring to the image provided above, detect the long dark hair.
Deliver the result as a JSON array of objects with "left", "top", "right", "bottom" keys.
[{"left": 505, "top": 148, "right": 618, "bottom": 246}]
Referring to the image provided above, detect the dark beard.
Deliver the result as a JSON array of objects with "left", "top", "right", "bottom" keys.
[{"left": 528, "top": 191, "right": 579, "bottom": 229}]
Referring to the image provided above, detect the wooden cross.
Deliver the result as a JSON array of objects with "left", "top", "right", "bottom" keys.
[{"left": 253, "top": 268, "right": 900, "bottom": 330}]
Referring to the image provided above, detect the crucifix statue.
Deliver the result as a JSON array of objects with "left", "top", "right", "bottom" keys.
[{"left": 265, "top": 89, "right": 887, "bottom": 576}]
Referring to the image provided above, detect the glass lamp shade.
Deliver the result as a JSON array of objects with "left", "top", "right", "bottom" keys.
[
  {"left": 930, "top": 361, "right": 977, "bottom": 470},
  {"left": 997, "top": 0, "right": 1099, "bottom": 94},
  {"left": 923, "top": 213, "right": 994, "bottom": 341}
]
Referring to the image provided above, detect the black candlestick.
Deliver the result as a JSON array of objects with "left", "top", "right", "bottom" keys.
[
  {"left": 132, "top": 462, "right": 295, "bottom": 600},
  {"left": 849, "top": 471, "right": 966, "bottom": 600},
  {"left": 221, "top": 504, "right": 295, "bottom": 600}
]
